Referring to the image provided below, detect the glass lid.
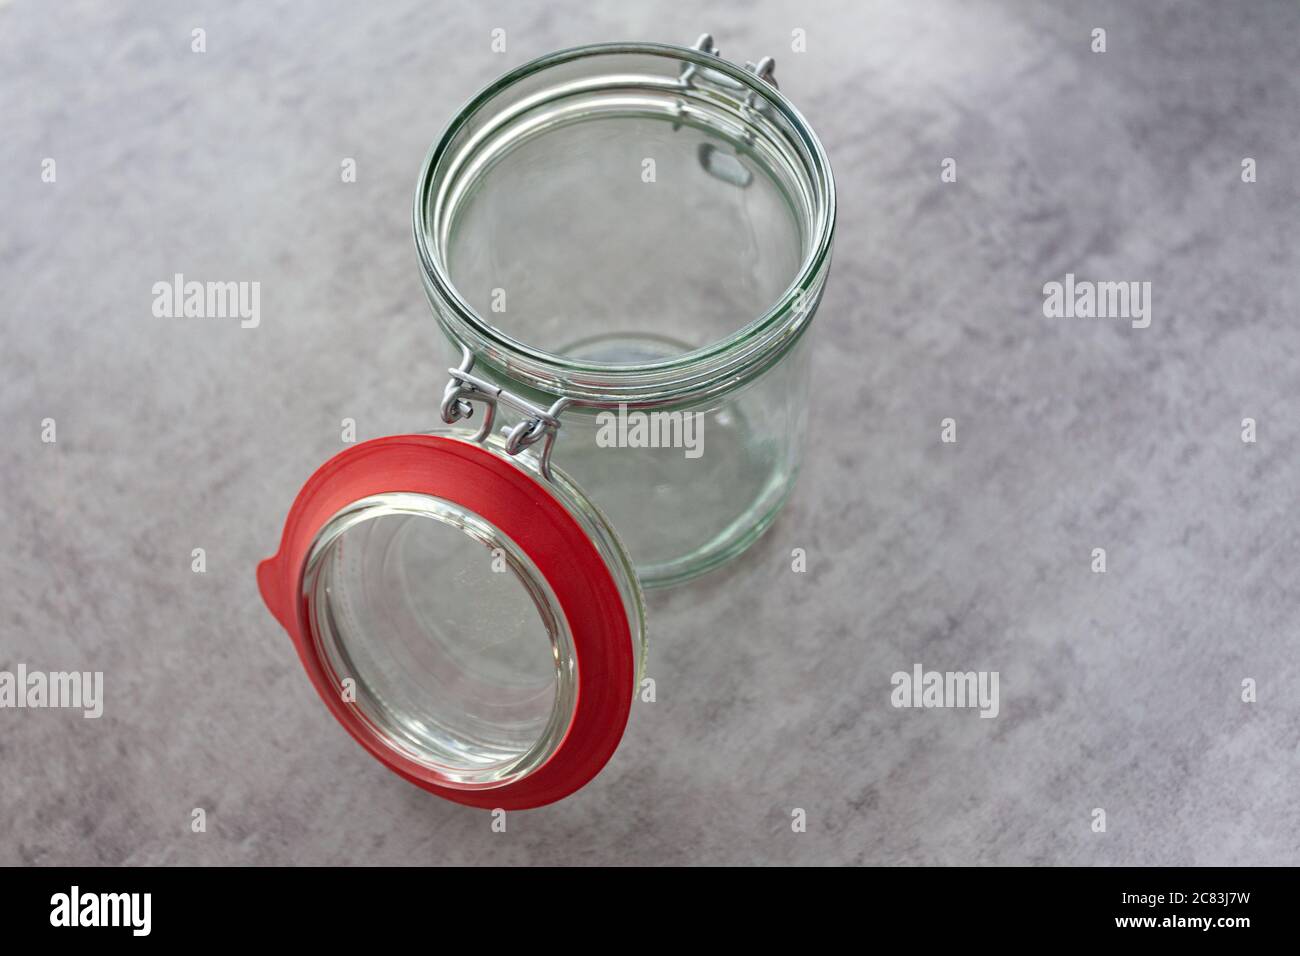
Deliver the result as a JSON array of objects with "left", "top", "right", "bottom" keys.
[
  {"left": 304, "top": 492, "right": 575, "bottom": 787},
  {"left": 256, "top": 426, "right": 646, "bottom": 808}
]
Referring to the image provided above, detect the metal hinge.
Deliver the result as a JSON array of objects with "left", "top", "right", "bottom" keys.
[
  {"left": 440, "top": 346, "right": 571, "bottom": 480},
  {"left": 682, "top": 34, "right": 780, "bottom": 187},
  {"left": 688, "top": 33, "right": 778, "bottom": 90}
]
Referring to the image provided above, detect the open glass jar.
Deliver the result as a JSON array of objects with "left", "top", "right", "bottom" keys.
[{"left": 258, "top": 35, "right": 835, "bottom": 808}]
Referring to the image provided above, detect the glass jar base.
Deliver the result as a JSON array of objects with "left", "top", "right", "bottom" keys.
[
  {"left": 634, "top": 470, "right": 796, "bottom": 588},
  {"left": 544, "top": 328, "right": 803, "bottom": 589}
]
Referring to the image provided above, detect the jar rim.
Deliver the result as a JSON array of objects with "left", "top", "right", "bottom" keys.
[{"left": 412, "top": 41, "right": 836, "bottom": 404}]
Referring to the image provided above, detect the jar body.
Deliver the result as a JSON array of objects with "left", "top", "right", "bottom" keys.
[{"left": 416, "top": 41, "right": 835, "bottom": 588}]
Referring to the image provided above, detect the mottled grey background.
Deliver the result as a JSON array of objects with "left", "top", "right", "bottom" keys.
[{"left": 2, "top": 0, "right": 1298, "bottom": 865}]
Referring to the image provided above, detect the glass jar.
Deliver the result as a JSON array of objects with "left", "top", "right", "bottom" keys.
[
  {"left": 416, "top": 35, "right": 835, "bottom": 586},
  {"left": 257, "top": 35, "right": 835, "bottom": 808}
]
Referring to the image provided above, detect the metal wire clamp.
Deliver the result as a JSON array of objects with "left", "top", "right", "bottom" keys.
[{"left": 440, "top": 346, "right": 571, "bottom": 480}]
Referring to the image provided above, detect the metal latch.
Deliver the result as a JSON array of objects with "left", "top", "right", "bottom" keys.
[
  {"left": 681, "top": 34, "right": 780, "bottom": 187},
  {"left": 440, "top": 346, "right": 571, "bottom": 480}
]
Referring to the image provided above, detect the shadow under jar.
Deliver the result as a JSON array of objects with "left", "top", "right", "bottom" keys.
[{"left": 258, "top": 36, "right": 835, "bottom": 810}]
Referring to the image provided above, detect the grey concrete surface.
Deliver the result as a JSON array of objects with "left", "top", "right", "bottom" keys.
[{"left": 2, "top": 0, "right": 1298, "bottom": 865}]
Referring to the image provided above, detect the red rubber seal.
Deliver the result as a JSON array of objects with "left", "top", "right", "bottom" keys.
[{"left": 256, "top": 435, "right": 634, "bottom": 810}]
